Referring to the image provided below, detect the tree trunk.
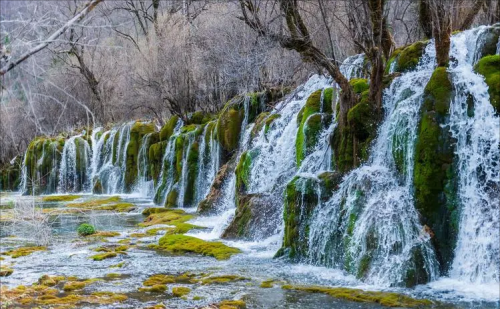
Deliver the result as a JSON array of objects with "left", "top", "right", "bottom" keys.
[
  {"left": 419, "top": 0, "right": 433, "bottom": 39},
  {"left": 459, "top": 0, "right": 485, "bottom": 31},
  {"left": 433, "top": 3, "right": 452, "bottom": 67}
]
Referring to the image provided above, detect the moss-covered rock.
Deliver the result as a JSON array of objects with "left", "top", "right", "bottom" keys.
[
  {"left": 474, "top": 55, "right": 500, "bottom": 114},
  {"left": 275, "top": 176, "right": 319, "bottom": 260},
  {"left": 125, "top": 122, "right": 156, "bottom": 192},
  {"left": 156, "top": 234, "right": 241, "bottom": 260},
  {"left": 413, "top": 67, "right": 458, "bottom": 272},
  {"left": 296, "top": 88, "right": 334, "bottom": 166},
  {"left": 332, "top": 79, "right": 376, "bottom": 173},
  {"left": 235, "top": 151, "right": 256, "bottom": 194},
  {"left": 282, "top": 284, "right": 434, "bottom": 307},
  {"left": 216, "top": 97, "right": 245, "bottom": 156},
  {"left": 186, "top": 111, "right": 214, "bottom": 125},
  {"left": 159, "top": 116, "right": 179, "bottom": 142},
  {"left": 183, "top": 141, "right": 199, "bottom": 206},
  {"left": 23, "top": 136, "right": 65, "bottom": 195},
  {"left": 387, "top": 41, "right": 428, "bottom": 73}
]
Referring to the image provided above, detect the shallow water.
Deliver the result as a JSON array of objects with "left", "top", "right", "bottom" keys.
[{"left": 0, "top": 193, "right": 498, "bottom": 308}]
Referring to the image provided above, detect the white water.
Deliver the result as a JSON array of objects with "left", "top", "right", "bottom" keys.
[
  {"left": 308, "top": 42, "right": 439, "bottom": 287},
  {"left": 447, "top": 27, "right": 500, "bottom": 285},
  {"left": 134, "top": 132, "right": 154, "bottom": 197},
  {"left": 58, "top": 134, "right": 91, "bottom": 193}
]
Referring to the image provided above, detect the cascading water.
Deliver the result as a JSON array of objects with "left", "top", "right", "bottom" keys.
[
  {"left": 58, "top": 134, "right": 91, "bottom": 193},
  {"left": 307, "top": 42, "right": 439, "bottom": 286},
  {"left": 446, "top": 27, "right": 500, "bottom": 284},
  {"left": 135, "top": 132, "right": 155, "bottom": 197},
  {"left": 196, "top": 122, "right": 220, "bottom": 202},
  {"left": 89, "top": 123, "right": 133, "bottom": 194}
]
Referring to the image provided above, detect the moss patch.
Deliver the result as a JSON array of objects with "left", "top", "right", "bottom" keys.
[
  {"left": 143, "top": 272, "right": 198, "bottom": 286},
  {"left": 282, "top": 285, "right": 433, "bottom": 307},
  {"left": 42, "top": 195, "right": 82, "bottom": 202},
  {"left": 172, "top": 286, "right": 191, "bottom": 297},
  {"left": 139, "top": 284, "right": 167, "bottom": 293},
  {"left": 67, "top": 196, "right": 135, "bottom": 212},
  {"left": 155, "top": 234, "right": 241, "bottom": 260},
  {"left": 160, "top": 116, "right": 179, "bottom": 142},
  {"left": 219, "top": 299, "right": 247, "bottom": 309},
  {"left": 475, "top": 55, "right": 500, "bottom": 114},
  {"left": 200, "top": 275, "right": 247, "bottom": 285},
  {"left": 91, "top": 252, "right": 118, "bottom": 261},
  {"left": 413, "top": 66, "right": 457, "bottom": 273},
  {"left": 0, "top": 266, "right": 13, "bottom": 276},
  {"left": 2, "top": 246, "right": 46, "bottom": 258}
]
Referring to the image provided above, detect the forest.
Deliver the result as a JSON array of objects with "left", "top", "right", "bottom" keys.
[{"left": 0, "top": 1, "right": 499, "bottom": 309}]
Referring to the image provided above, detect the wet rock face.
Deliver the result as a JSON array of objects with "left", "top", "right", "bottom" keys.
[
  {"left": 125, "top": 122, "right": 156, "bottom": 192},
  {"left": 413, "top": 67, "right": 458, "bottom": 272},
  {"left": 222, "top": 193, "right": 280, "bottom": 240},
  {"left": 197, "top": 154, "right": 238, "bottom": 215}
]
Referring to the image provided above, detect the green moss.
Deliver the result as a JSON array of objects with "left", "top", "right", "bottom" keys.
[
  {"left": 475, "top": 55, "right": 500, "bottom": 113},
  {"left": 68, "top": 196, "right": 135, "bottom": 212},
  {"left": 219, "top": 300, "right": 247, "bottom": 309},
  {"left": 2, "top": 246, "right": 46, "bottom": 258},
  {"left": 200, "top": 275, "right": 247, "bottom": 285},
  {"left": 264, "top": 114, "right": 281, "bottom": 134},
  {"left": 91, "top": 252, "right": 117, "bottom": 261},
  {"left": 217, "top": 97, "right": 244, "bottom": 154},
  {"left": 414, "top": 66, "right": 456, "bottom": 272},
  {"left": 160, "top": 116, "right": 179, "bottom": 142},
  {"left": 184, "top": 141, "right": 199, "bottom": 206},
  {"left": 172, "top": 286, "right": 191, "bottom": 297},
  {"left": 165, "top": 188, "right": 179, "bottom": 208},
  {"left": 296, "top": 89, "right": 333, "bottom": 166},
  {"left": 349, "top": 79, "right": 369, "bottom": 94},
  {"left": 235, "top": 151, "right": 252, "bottom": 193},
  {"left": 0, "top": 266, "right": 13, "bottom": 276},
  {"left": 277, "top": 176, "right": 319, "bottom": 260},
  {"left": 396, "top": 41, "right": 427, "bottom": 73},
  {"left": 143, "top": 273, "right": 197, "bottom": 286},
  {"left": 174, "top": 135, "right": 185, "bottom": 182},
  {"left": 260, "top": 279, "right": 275, "bottom": 288},
  {"left": 347, "top": 98, "right": 375, "bottom": 141},
  {"left": 138, "top": 284, "right": 167, "bottom": 293},
  {"left": 157, "top": 234, "right": 241, "bottom": 260},
  {"left": 62, "top": 281, "right": 86, "bottom": 291},
  {"left": 42, "top": 195, "right": 81, "bottom": 202},
  {"left": 282, "top": 285, "right": 433, "bottom": 307},
  {"left": 187, "top": 111, "right": 214, "bottom": 125}
]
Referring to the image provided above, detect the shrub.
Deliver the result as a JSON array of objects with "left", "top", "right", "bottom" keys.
[{"left": 77, "top": 223, "right": 96, "bottom": 236}]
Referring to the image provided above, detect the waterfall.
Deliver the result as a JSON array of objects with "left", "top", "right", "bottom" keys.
[
  {"left": 177, "top": 133, "right": 196, "bottom": 207},
  {"left": 447, "top": 27, "right": 500, "bottom": 284},
  {"left": 58, "top": 135, "right": 91, "bottom": 193},
  {"left": 88, "top": 123, "right": 133, "bottom": 194},
  {"left": 154, "top": 120, "right": 182, "bottom": 205},
  {"left": 135, "top": 132, "right": 154, "bottom": 197},
  {"left": 196, "top": 122, "right": 220, "bottom": 203},
  {"left": 307, "top": 42, "right": 439, "bottom": 286}
]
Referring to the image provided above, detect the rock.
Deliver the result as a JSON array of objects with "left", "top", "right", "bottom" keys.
[
  {"left": 413, "top": 67, "right": 458, "bottom": 272},
  {"left": 222, "top": 194, "right": 280, "bottom": 240}
]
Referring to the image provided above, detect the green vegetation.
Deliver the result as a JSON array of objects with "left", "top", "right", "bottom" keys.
[
  {"left": 387, "top": 41, "right": 427, "bottom": 73},
  {"left": 159, "top": 116, "right": 179, "bottom": 142},
  {"left": 475, "top": 55, "right": 500, "bottom": 113},
  {"left": 200, "top": 275, "right": 247, "bottom": 285},
  {"left": 91, "top": 252, "right": 118, "bottom": 261},
  {"left": 2, "top": 246, "right": 46, "bottom": 258},
  {"left": 172, "top": 286, "right": 191, "bottom": 297},
  {"left": 67, "top": 196, "right": 135, "bottom": 212},
  {"left": 413, "top": 67, "right": 457, "bottom": 274},
  {"left": 219, "top": 299, "right": 247, "bottom": 309},
  {"left": 296, "top": 88, "right": 333, "bottom": 166},
  {"left": 138, "top": 284, "right": 168, "bottom": 293},
  {"left": 143, "top": 272, "right": 198, "bottom": 286},
  {"left": 42, "top": 195, "right": 82, "bottom": 202},
  {"left": 77, "top": 223, "right": 96, "bottom": 236},
  {"left": 156, "top": 234, "right": 241, "bottom": 260},
  {"left": 0, "top": 266, "right": 13, "bottom": 276},
  {"left": 276, "top": 176, "right": 318, "bottom": 260},
  {"left": 282, "top": 285, "right": 433, "bottom": 307}
]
